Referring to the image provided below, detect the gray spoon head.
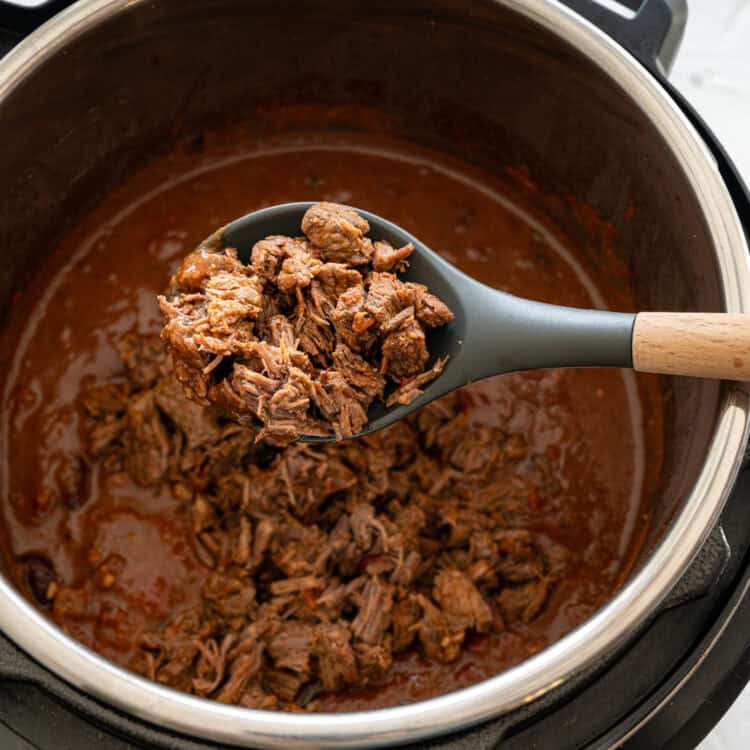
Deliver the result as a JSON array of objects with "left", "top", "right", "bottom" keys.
[
  {"left": 220, "top": 201, "right": 469, "bottom": 442},
  {"left": 219, "top": 202, "right": 634, "bottom": 443}
]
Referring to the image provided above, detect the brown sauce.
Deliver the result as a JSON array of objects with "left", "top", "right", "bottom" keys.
[{"left": 0, "top": 128, "right": 663, "bottom": 711}]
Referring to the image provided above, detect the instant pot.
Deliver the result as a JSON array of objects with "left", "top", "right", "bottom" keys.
[{"left": 2, "top": 0, "right": 750, "bottom": 748}]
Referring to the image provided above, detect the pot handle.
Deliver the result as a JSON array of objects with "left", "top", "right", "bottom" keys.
[
  {"left": 660, "top": 524, "right": 731, "bottom": 610},
  {"left": 558, "top": 0, "right": 687, "bottom": 77}
]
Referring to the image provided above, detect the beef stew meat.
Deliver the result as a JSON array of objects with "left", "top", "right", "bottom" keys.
[
  {"left": 159, "top": 202, "right": 453, "bottom": 445},
  {"left": 66, "top": 336, "right": 566, "bottom": 709},
  {"left": 0, "top": 126, "right": 663, "bottom": 712}
]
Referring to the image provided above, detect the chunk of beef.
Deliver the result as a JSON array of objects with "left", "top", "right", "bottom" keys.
[
  {"left": 410, "top": 284, "right": 455, "bottom": 328},
  {"left": 294, "top": 286, "right": 336, "bottom": 366},
  {"left": 432, "top": 569, "right": 492, "bottom": 633},
  {"left": 386, "top": 357, "right": 448, "bottom": 407},
  {"left": 330, "top": 285, "right": 377, "bottom": 353},
  {"left": 381, "top": 319, "right": 429, "bottom": 379},
  {"left": 158, "top": 295, "right": 214, "bottom": 400},
  {"left": 223, "top": 354, "right": 328, "bottom": 445},
  {"left": 391, "top": 549, "right": 421, "bottom": 586},
  {"left": 301, "top": 202, "right": 370, "bottom": 263},
  {"left": 55, "top": 453, "right": 87, "bottom": 509},
  {"left": 314, "top": 623, "right": 359, "bottom": 691},
  {"left": 269, "top": 515, "right": 327, "bottom": 573},
  {"left": 124, "top": 391, "right": 169, "bottom": 486},
  {"left": 315, "top": 263, "right": 362, "bottom": 302},
  {"left": 469, "top": 530, "right": 499, "bottom": 573},
  {"left": 268, "top": 622, "right": 315, "bottom": 676},
  {"left": 270, "top": 575, "right": 325, "bottom": 596},
  {"left": 364, "top": 272, "right": 415, "bottom": 327},
  {"left": 117, "top": 332, "right": 165, "bottom": 389},
  {"left": 138, "top": 609, "right": 206, "bottom": 690},
  {"left": 497, "top": 580, "right": 549, "bottom": 624},
  {"left": 80, "top": 382, "right": 129, "bottom": 418},
  {"left": 379, "top": 305, "right": 416, "bottom": 335},
  {"left": 331, "top": 344, "right": 385, "bottom": 401},
  {"left": 495, "top": 530, "right": 545, "bottom": 582},
  {"left": 205, "top": 271, "right": 263, "bottom": 333},
  {"left": 267, "top": 315, "right": 296, "bottom": 350},
  {"left": 266, "top": 668, "right": 307, "bottom": 702},
  {"left": 203, "top": 573, "right": 256, "bottom": 618},
  {"left": 355, "top": 640, "right": 393, "bottom": 683},
  {"left": 253, "top": 368, "right": 326, "bottom": 445},
  {"left": 193, "top": 633, "right": 235, "bottom": 695},
  {"left": 393, "top": 503, "right": 426, "bottom": 544},
  {"left": 349, "top": 502, "right": 381, "bottom": 551},
  {"left": 351, "top": 577, "right": 393, "bottom": 645},
  {"left": 216, "top": 645, "right": 264, "bottom": 704},
  {"left": 537, "top": 536, "right": 570, "bottom": 578},
  {"left": 251, "top": 235, "right": 310, "bottom": 282},
  {"left": 200, "top": 426, "right": 257, "bottom": 482},
  {"left": 170, "top": 248, "right": 243, "bottom": 292},
  {"left": 392, "top": 596, "right": 421, "bottom": 651},
  {"left": 277, "top": 239, "right": 320, "bottom": 292},
  {"left": 250, "top": 236, "right": 287, "bottom": 280},
  {"left": 154, "top": 373, "right": 221, "bottom": 447},
  {"left": 313, "top": 371, "right": 369, "bottom": 440},
  {"left": 372, "top": 240, "right": 414, "bottom": 272},
  {"left": 415, "top": 595, "right": 464, "bottom": 663}
]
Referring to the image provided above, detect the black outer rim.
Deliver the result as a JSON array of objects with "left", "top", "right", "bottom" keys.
[
  {"left": 608, "top": 79, "right": 750, "bottom": 750},
  {"left": 611, "top": 475, "right": 750, "bottom": 750}
]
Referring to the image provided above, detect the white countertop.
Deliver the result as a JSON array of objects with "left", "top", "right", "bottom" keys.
[
  {"left": 672, "top": 1, "right": 750, "bottom": 175},
  {"left": 670, "top": 2, "right": 750, "bottom": 747}
]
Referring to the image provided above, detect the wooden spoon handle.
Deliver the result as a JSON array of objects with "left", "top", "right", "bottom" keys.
[{"left": 633, "top": 313, "right": 750, "bottom": 379}]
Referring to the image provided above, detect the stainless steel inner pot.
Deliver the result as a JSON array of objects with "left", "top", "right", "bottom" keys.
[{"left": 0, "top": 0, "right": 749, "bottom": 747}]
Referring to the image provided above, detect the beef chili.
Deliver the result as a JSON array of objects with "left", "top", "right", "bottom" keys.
[
  {"left": 159, "top": 202, "right": 453, "bottom": 444},
  {"left": 0, "top": 126, "right": 664, "bottom": 712}
]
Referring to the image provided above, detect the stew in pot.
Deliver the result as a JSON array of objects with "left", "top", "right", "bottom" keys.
[{"left": 0, "top": 124, "right": 663, "bottom": 711}]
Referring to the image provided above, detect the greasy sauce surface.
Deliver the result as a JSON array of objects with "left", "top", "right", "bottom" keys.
[{"left": 0, "top": 130, "right": 663, "bottom": 710}]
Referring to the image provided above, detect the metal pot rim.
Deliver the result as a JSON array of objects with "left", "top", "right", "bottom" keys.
[{"left": 0, "top": 0, "right": 749, "bottom": 747}]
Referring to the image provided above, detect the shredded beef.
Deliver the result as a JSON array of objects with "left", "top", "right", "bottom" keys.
[
  {"left": 351, "top": 576, "right": 394, "bottom": 645},
  {"left": 55, "top": 324, "right": 568, "bottom": 712},
  {"left": 158, "top": 203, "right": 453, "bottom": 444}
]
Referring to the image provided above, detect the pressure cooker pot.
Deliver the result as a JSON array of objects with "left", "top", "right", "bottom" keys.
[{"left": 0, "top": 0, "right": 748, "bottom": 748}]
